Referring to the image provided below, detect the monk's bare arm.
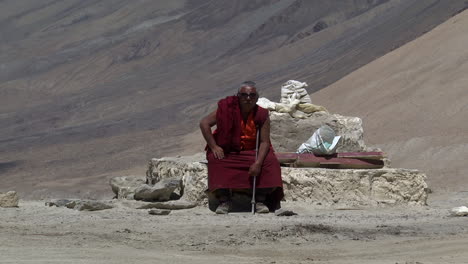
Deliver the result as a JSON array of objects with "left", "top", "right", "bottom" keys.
[
  {"left": 256, "top": 117, "right": 271, "bottom": 166},
  {"left": 249, "top": 116, "right": 271, "bottom": 177},
  {"left": 199, "top": 110, "right": 217, "bottom": 148},
  {"left": 199, "top": 110, "right": 224, "bottom": 159}
]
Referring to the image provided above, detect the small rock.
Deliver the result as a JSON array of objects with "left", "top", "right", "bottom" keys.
[
  {"left": 137, "top": 200, "right": 197, "bottom": 210},
  {"left": 109, "top": 176, "right": 146, "bottom": 200},
  {"left": 66, "top": 200, "right": 113, "bottom": 211},
  {"left": 0, "top": 191, "right": 19, "bottom": 208},
  {"left": 134, "top": 178, "right": 181, "bottom": 201},
  {"left": 148, "top": 209, "right": 171, "bottom": 215},
  {"left": 274, "top": 208, "right": 297, "bottom": 216},
  {"left": 45, "top": 199, "right": 73, "bottom": 207}
]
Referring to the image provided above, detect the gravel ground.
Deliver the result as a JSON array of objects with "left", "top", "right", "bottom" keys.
[{"left": 1, "top": 192, "right": 468, "bottom": 264}]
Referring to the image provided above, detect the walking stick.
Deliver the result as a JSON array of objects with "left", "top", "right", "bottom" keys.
[{"left": 251, "top": 126, "right": 260, "bottom": 214}]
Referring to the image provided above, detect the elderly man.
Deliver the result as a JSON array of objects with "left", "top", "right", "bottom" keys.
[{"left": 200, "top": 81, "right": 283, "bottom": 214}]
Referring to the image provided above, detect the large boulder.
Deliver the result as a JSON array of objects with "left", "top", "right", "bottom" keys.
[
  {"left": 147, "top": 153, "right": 208, "bottom": 203},
  {"left": 109, "top": 175, "right": 146, "bottom": 199},
  {"left": 270, "top": 112, "right": 369, "bottom": 153},
  {"left": 146, "top": 156, "right": 428, "bottom": 206},
  {"left": 0, "top": 191, "right": 19, "bottom": 208}
]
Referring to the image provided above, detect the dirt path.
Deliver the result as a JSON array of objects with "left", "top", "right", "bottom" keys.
[{"left": 1, "top": 193, "right": 468, "bottom": 263}]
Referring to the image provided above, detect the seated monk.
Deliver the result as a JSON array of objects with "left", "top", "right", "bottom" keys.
[{"left": 199, "top": 81, "right": 284, "bottom": 214}]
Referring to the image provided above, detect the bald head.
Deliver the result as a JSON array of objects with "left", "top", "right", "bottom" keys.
[
  {"left": 238, "top": 81, "right": 257, "bottom": 93},
  {"left": 237, "top": 81, "right": 258, "bottom": 112}
]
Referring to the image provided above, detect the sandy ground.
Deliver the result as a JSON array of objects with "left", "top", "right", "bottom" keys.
[{"left": 1, "top": 192, "right": 468, "bottom": 264}]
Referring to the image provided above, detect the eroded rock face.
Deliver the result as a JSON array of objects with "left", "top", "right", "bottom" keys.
[
  {"left": 109, "top": 175, "right": 146, "bottom": 199},
  {"left": 146, "top": 156, "right": 428, "bottom": 207},
  {"left": 270, "top": 112, "right": 369, "bottom": 153},
  {"left": 0, "top": 191, "right": 19, "bottom": 208}
]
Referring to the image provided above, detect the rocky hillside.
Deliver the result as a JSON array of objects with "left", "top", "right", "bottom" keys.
[
  {"left": 313, "top": 9, "right": 468, "bottom": 191},
  {"left": 0, "top": 0, "right": 466, "bottom": 198}
]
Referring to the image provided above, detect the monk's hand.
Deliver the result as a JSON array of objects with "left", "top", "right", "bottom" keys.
[
  {"left": 249, "top": 161, "right": 262, "bottom": 178},
  {"left": 211, "top": 145, "right": 224, "bottom": 159}
]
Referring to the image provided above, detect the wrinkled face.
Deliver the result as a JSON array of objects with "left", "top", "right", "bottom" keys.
[{"left": 237, "top": 86, "right": 258, "bottom": 110}]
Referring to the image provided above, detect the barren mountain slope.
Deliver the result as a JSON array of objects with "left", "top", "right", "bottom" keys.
[
  {"left": 0, "top": 0, "right": 466, "bottom": 198},
  {"left": 313, "top": 10, "right": 468, "bottom": 191}
]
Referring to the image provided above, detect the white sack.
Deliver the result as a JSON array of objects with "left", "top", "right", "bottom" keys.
[{"left": 297, "top": 125, "right": 341, "bottom": 155}]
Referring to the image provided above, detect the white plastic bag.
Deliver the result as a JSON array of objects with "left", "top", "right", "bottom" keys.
[
  {"left": 297, "top": 125, "right": 341, "bottom": 155},
  {"left": 256, "top": 97, "right": 277, "bottom": 110},
  {"left": 451, "top": 206, "right": 468, "bottom": 216}
]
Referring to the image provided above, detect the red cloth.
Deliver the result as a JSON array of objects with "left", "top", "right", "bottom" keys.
[
  {"left": 240, "top": 111, "right": 257, "bottom": 150},
  {"left": 207, "top": 149, "right": 282, "bottom": 190},
  {"left": 206, "top": 96, "right": 284, "bottom": 208},
  {"left": 214, "top": 96, "right": 268, "bottom": 153}
]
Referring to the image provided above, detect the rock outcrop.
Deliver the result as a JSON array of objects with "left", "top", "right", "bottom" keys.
[{"left": 0, "top": 191, "right": 19, "bottom": 208}]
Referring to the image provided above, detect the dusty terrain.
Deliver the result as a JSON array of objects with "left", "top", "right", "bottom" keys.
[
  {"left": 1, "top": 193, "right": 468, "bottom": 264},
  {"left": 1, "top": 0, "right": 467, "bottom": 198}
]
